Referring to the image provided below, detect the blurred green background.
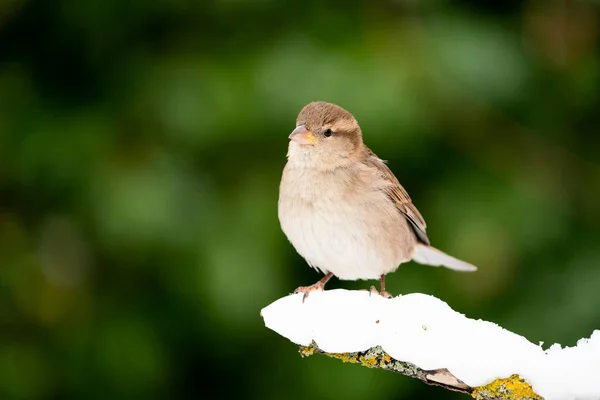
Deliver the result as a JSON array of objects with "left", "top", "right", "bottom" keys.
[{"left": 1, "top": 0, "right": 600, "bottom": 399}]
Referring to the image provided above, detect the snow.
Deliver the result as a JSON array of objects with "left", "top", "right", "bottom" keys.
[{"left": 261, "top": 289, "right": 600, "bottom": 400}]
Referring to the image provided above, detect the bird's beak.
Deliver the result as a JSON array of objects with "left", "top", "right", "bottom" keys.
[{"left": 289, "top": 125, "right": 317, "bottom": 145}]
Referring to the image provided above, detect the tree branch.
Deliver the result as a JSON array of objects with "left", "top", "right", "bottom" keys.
[
  {"left": 298, "top": 342, "right": 542, "bottom": 400},
  {"left": 261, "top": 290, "right": 599, "bottom": 400}
]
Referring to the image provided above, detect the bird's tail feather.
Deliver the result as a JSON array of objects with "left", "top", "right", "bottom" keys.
[{"left": 412, "top": 244, "right": 477, "bottom": 271}]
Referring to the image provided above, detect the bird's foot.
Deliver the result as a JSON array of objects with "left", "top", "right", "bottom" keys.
[
  {"left": 368, "top": 285, "right": 392, "bottom": 299},
  {"left": 293, "top": 273, "right": 334, "bottom": 303},
  {"left": 294, "top": 282, "right": 326, "bottom": 302}
]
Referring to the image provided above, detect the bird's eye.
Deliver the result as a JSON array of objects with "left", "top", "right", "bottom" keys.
[{"left": 324, "top": 128, "right": 333, "bottom": 137}]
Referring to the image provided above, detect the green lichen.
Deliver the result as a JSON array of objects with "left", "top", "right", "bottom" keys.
[
  {"left": 298, "top": 344, "right": 425, "bottom": 380},
  {"left": 472, "top": 374, "right": 542, "bottom": 400}
]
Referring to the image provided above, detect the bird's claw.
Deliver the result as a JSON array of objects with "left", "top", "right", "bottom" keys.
[
  {"left": 294, "top": 282, "right": 326, "bottom": 303},
  {"left": 368, "top": 285, "right": 379, "bottom": 296},
  {"left": 366, "top": 285, "right": 392, "bottom": 299}
]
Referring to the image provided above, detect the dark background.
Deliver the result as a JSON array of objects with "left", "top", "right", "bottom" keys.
[{"left": 1, "top": 0, "right": 599, "bottom": 399}]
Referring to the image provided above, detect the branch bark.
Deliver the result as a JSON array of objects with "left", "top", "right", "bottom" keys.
[{"left": 298, "top": 342, "right": 543, "bottom": 400}]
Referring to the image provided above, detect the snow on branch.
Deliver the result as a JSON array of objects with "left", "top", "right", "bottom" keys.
[{"left": 261, "top": 290, "right": 600, "bottom": 400}]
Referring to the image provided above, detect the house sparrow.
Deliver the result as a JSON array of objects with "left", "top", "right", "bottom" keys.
[{"left": 278, "top": 101, "right": 477, "bottom": 300}]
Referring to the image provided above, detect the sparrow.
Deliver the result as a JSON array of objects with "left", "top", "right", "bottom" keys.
[{"left": 278, "top": 101, "right": 477, "bottom": 300}]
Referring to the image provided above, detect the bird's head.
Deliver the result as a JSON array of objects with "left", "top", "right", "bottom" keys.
[{"left": 287, "top": 101, "right": 364, "bottom": 170}]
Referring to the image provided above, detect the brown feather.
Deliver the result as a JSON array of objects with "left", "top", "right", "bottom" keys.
[{"left": 361, "top": 147, "right": 430, "bottom": 245}]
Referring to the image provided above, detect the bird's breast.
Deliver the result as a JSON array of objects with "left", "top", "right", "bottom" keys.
[{"left": 278, "top": 165, "right": 416, "bottom": 280}]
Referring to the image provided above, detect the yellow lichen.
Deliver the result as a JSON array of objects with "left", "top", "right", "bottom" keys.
[
  {"left": 472, "top": 374, "right": 542, "bottom": 400},
  {"left": 361, "top": 355, "right": 379, "bottom": 368},
  {"left": 299, "top": 345, "right": 315, "bottom": 357},
  {"left": 325, "top": 350, "right": 394, "bottom": 369},
  {"left": 328, "top": 353, "right": 359, "bottom": 363}
]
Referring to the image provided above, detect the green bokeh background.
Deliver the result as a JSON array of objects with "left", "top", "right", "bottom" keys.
[{"left": 1, "top": 0, "right": 600, "bottom": 399}]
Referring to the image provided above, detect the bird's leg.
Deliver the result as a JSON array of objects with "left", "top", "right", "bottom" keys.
[
  {"left": 294, "top": 272, "right": 333, "bottom": 302},
  {"left": 369, "top": 274, "right": 392, "bottom": 298},
  {"left": 379, "top": 274, "right": 392, "bottom": 298}
]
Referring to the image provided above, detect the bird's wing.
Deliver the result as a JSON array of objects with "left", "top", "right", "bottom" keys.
[{"left": 362, "top": 148, "right": 430, "bottom": 245}]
